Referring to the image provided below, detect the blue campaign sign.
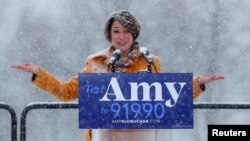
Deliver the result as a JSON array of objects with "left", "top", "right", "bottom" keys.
[{"left": 78, "top": 73, "right": 193, "bottom": 129}]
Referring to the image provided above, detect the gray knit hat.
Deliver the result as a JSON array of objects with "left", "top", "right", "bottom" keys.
[{"left": 104, "top": 10, "right": 141, "bottom": 42}]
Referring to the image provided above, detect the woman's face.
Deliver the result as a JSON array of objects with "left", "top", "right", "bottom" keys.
[{"left": 111, "top": 21, "right": 133, "bottom": 53}]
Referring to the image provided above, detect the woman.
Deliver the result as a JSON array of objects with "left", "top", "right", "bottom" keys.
[{"left": 12, "top": 10, "right": 224, "bottom": 141}]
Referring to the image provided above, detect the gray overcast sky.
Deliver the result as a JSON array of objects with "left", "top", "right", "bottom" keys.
[{"left": 1, "top": 0, "right": 250, "bottom": 141}]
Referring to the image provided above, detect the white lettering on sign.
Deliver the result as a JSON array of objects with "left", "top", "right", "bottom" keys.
[{"left": 99, "top": 77, "right": 187, "bottom": 108}]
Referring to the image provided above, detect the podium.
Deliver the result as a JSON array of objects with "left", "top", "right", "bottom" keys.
[
  {"left": 92, "top": 129, "right": 163, "bottom": 141},
  {"left": 79, "top": 73, "right": 193, "bottom": 141}
]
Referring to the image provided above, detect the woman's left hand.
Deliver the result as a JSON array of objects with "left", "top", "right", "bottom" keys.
[{"left": 197, "top": 75, "right": 225, "bottom": 84}]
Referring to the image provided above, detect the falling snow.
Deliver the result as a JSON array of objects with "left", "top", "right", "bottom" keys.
[{"left": 1, "top": 0, "right": 250, "bottom": 141}]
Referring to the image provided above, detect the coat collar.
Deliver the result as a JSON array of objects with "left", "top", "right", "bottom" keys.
[{"left": 89, "top": 46, "right": 141, "bottom": 67}]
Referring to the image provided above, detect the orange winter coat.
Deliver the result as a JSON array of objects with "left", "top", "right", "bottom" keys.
[{"left": 32, "top": 47, "right": 204, "bottom": 141}]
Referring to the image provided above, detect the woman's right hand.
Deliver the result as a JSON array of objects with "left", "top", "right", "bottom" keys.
[{"left": 11, "top": 63, "right": 40, "bottom": 74}]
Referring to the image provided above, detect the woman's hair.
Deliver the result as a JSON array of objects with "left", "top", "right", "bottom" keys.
[{"left": 104, "top": 10, "right": 141, "bottom": 42}]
